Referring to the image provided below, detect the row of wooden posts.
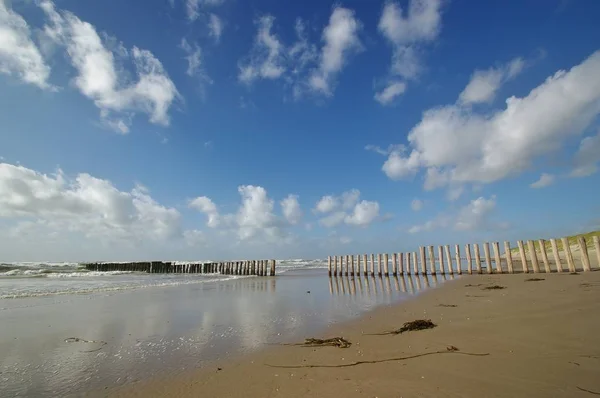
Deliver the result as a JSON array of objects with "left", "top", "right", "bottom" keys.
[
  {"left": 84, "top": 260, "right": 277, "bottom": 276},
  {"left": 328, "top": 235, "right": 600, "bottom": 276}
]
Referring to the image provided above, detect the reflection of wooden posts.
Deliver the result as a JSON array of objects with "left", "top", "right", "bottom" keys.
[
  {"left": 393, "top": 275, "right": 400, "bottom": 292},
  {"left": 384, "top": 253, "right": 389, "bottom": 276},
  {"left": 412, "top": 251, "right": 418, "bottom": 275},
  {"left": 562, "top": 238, "right": 576, "bottom": 272},
  {"left": 419, "top": 246, "right": 427, "bottom": 275},
  {"left": 414, "top": 274, "right": 422, "bottom": 291},
  {"left": 428, "top": 246, "right": 436, "bottom": 274},
  {"left": 334, "top": 276, "right": 340, "bottom": 295},
  {"left": 465, "top": 244, "right": 472, "bottom": 274},
  {"left": 483, "top": 243, "right": 492, "bottom": 274},
  {"left": 424, "top": 275, "right": 430, "bottom": 288},
  {"left": 527, "top": 240, "right": 541, "bottom": 273},
  {"left": 504, "top": 242, "right": 514, "bottom": 273},
  {"left": 370, "top": 254, "right": 375, "bottom": 277},
  {"left": 364, "top": 276, "right": 371, "bottom": 295},
  {"left": 329, "top": 277, "right": 333, "bottom": 295},
  {"left": 357, "top": 276, "right": 363, "bottom": 295},
  {"left": 385, "top": 276, "right": 392, "bottom": 294},
  {"left": 444, "top": 245, "right": 453, "bottom": 275},
  {"left": 493, "top": 242, "right": 502, "bottom": 273},
  {"left": 407, "top": 275, "right": 415, "bottom": 294},
  {"left": 400, "top": 275, "right": 407, "bottom": 292},
  {"left": 550, "top": 239, "right": 563, "bottom": 272},
  {"left": 539, "top": 240, "right": 551, "bottom": 273},
  {"left": 455, "top": 245, "right": 462, "bottom": 275},
  {"left": 438, "top": 246, "right": 445, "bottom": 274},
  {"left": 578, "top": 237, "right": 591, "bottom": 272},
  {"left": 517, "top": 241, "right": 529, "bottom": 273},
  {"left": 594, "top": 236, "right": 600, "bottom": 270},
  {"left": 328, "top": 256, "right": 332, "bottom": 276},
  {"left": 473, "top": 244, "right": 482, "bottom": 274},
  {"left": 392, "top": 253, "right": 398, "bottom": 276},
  {"left": 350, "top": 255, "right": 355, "bottom": 276}
]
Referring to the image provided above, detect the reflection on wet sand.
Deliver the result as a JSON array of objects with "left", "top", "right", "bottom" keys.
[{"left": 328, "top": 274, "right": 448, "bottom": 296}]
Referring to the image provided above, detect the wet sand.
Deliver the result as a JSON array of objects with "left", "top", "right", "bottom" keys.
[{"left": 108, "top": 272, "right": 600, "bottom": 398}]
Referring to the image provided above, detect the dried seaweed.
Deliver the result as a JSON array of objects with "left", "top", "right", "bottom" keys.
[
  {"left": 437, "top": 304, "right": 458, "bottom": 307},
  {"left": 265, "top": 346, "right": 489, "bottom": 369},
  {"left": 65, "top": 337, "right": 107, "bottom": 353},
  {"left": 577, "top": 386, "right": 600, "bottom": 395},
  {"left": 482, "top": 285, "right": 505, "bottom": 290},
  {"left": 297, "top": 337, "right": 352, "bottom": 348},
  {"left": 525, "top": 278, "right": 545, "bottom": 282},
  {"left": 367, "top": 319, "right": 437, "bottom": 336}
]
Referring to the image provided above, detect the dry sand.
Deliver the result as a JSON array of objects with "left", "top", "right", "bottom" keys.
[{"left": 103, "top": 272, "right": 600, "bottom": 398}]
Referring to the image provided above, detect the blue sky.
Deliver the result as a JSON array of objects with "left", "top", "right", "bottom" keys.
[{"left": 1, "top": 0, "right": 599, "bottom": 262}]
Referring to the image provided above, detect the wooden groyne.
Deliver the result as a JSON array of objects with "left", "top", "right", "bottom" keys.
[
  {"left": 83, "top": 260, "right": 277, "bottom": 276},
  {"left": 328, "top": 235, "right": 600, "bottom": 277}
]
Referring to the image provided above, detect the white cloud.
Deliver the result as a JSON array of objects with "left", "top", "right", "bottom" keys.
[
  {"left": 319, "top": 211, "right": 346, "bottom": 228},
  {"left": 458, "top": 57, "right": 525, "bottom": 105},
  {"left": 280, "top": 194, "right": 302, "bottom": 225},
  {"left": 571, "top": 131, "right": 600, "bottom": 177},
  {"left": 40, "top": 0, "right": 179, "bottom": 132},
  {"left": 189, "top": 196, "right": 220, "bottom": 227},
  {"left": 381, "top": 50, "right": 600, "bottom": 192},
  {"left": 530, "top": 173, "right": 555, "bottom": 188},
  {"left": 344, "top": 200, "right": 380, "bottom": 226},
  {"left": 0, "top": 162, "right": 181, "bottom": 243},
  {"left": 376, "top": 0, "right": 442, "bottom": 102},
  {"left": 238, "top": 15, "right": 285, "bottom": 84},
  {"left": 314, "top": 195, "right": 338, "bottom": 213},
  {"left": 208, "top": 13, "right": 223, "bottom": 42},
  {"left": 308, "top": 6, "right": 362, "bottom": 96},
  {"left": 374, "top": 81, "right": 406, "bottom": 105},
  {"left": 179, "top": 38, "right": 212, "bottom": 90},
  {"left": 410, "top": 198, "right": 423, "bottom": 211},
  {"left": 0, "top": 0, "right": 52, "bottom": 89}
]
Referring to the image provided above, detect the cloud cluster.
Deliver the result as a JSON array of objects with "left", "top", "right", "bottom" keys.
[
  {"left": 458, "top": 57, "right": 524, "bottom": 105},
  {"left": 375, "top": 0, "right": 443, "bottom": 104},
  {"left": 314, "top": 189, "right": 380, "bottom": 228},
  {"left": 238, "top": 6, "right": 362, "bottom": 98},
  {"left": 379, "top": 50, "right": 600, "bottom": 195}
]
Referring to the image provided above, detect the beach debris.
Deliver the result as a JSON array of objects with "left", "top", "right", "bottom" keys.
[
  {"left": 482, "top": 285, "right": 505, "bottom": 290},
  {"left": 576, "top": 386, "right": 600, "bottom": 395},
  {"left": 64, "top": 337, "right": 107, "bottom": 353},
  {"left": 465, "top": 284, "right": 483, "bottom": 287},
  {"left": 525, "top": 278, "right": 545, "bottom": 282},
  {"left": 299, "top": 337, "right": 352, "bottom": 348},
  {"left": 265, "top": 347, "right": 489, "bottom": 369},
  {"left": 437, "top": 304, "right": 457, "bottom": 307},
  {"left": 368, "top": 319, "right": 437, "bottom": 336},
  {"left": 570, "top": 272, "right": 580, "bottom": 275}
]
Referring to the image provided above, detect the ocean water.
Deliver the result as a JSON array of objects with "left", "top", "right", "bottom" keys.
[{"left": 0, "top": 260, "right": 448, "bottom": 397}]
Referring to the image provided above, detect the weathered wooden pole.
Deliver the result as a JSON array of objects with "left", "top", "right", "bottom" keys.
[
  {"left": 593, "top": 236, "right": 600, "bottom": 270},
  {"left": 455, "top": 245, "right": 462, "bottom": 275},
  {"left": 504, "top": 241, "right": 514, "bottom": 274},
  {"left": 438, "top": 246, "right": 445, "bottom": 274},
  {"left": 517, "top": 241, "right": 529, "bottom": 273},
  {"left": 383, "top": 253, "right": 389, "bottom": 276},
  {"left": 339, "top": 255, "right": 344, "bottom": 277},
  {"left": 538, "top": 240, "right": 551, "bottom": 273},
  {"left": 444, "top": 245, "right": 453, "bottom": 275},
  {"left": 473, "top": 244, "right": 482, "bottom": 274},
  {"left": 483, "top": 243, "right": 492, "bottom": 274},
  {"left": 527, "top": 240, "right": 541, "bottom": 273},
  {"left": 392, "top": 253, "right": 398, "bottom": 276},
  {"left": 399, "top": 252, "right": 405, "bottom": 275},
  {"left": 549, "top": 239, "right": 562, "bottom": 272},
  {"left": 562, "top": 237, "right": 576, "bottom": 272},
  {"left": 406, "top": 252, "right": 412, "bottom": 275},
  {"left": 578, "top": 237, "right": 591, "bottom": 272},
  {"left": 428, "top": 246, "right": 436, "bottom": 274},
  {"left": 270, "top": 259, "right": 276, "bottom": 276},
  {"left": 363, "top": 254, "right": 368, "bottom": 276},
  {"left": 419, "top": 246, "right": 427, "bottom": 275},
  {"left": 356, "top": 254, "right": 361, "bottom": 276},
  {"left": 493, "top": 242, "right": 502, "bottom": 274},
  {"left": 370, "top": 254, "right": 375, "bottom": 277},
  {"left": 333, "top": 256, "right": 338, "bottom": 276},
  {"left": 328, "top": 256, "right": 332, "bottom": 276},
  {"left": 412, "top": 251, "right": 418, "bottom": 275},
  {"left": 377, "top": 253, "right": 383, "bottom": 276},
  {"left": 465, "top": 244, "right": 472, "bottom": 274}
]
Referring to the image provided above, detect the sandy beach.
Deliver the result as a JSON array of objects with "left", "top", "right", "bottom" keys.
[{"left": 106, "top": 271, "right": 600, "bottom": 398}]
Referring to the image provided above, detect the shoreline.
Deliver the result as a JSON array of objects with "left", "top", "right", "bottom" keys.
[{"left": 106, "top": 272, "right": 600, "bottom": 398}]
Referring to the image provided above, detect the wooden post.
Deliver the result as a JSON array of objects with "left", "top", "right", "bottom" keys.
[
  {"left": 527, "top": 240, "right": 541, "bottom": 273},
  {"left": 334, "top": 256, "right": 338, "bottom": 276},
  {"left": 474, "top": 243, "right": 482, "bottom": 274},
  {"left": 399, "top": 253, "right": 404, "bottom": 275},
  {"left": 384, "top": 253, "right": 389, "bottom": 276},
  {"left": 594, "top": 236, "right": 600, "bottom": 270},
  {"left": 465, "top": 244, "right": 472, "bottom": 274},
  {"left": 578, "top": 237, "right": 591, "bottom": 272},
  {"left": 328, "top": 256, "right": 332, "bottom": 276},
  {"left": 370, "top": 254, "right": 375, "bottom": 276},
  {"left": 339, "top": 256, "right": 344, "bottom": 277},
  {"left": 444, "top": 245, "right": 453, "bottom": 274},
  {"left": 346, "top": 255, "right": 351, "bottom": 276},
  {"left": 438, "top": 246, "right": 445, "bottom": 274},
  {"left": 412, "top": 251, "right": 418, "bottom": 275},
  {"left": 363, "top": 254, "right": 368, "bottom": 276},
  {"left": 356, "top": 254, "right": 361, "bottom": 276},
  {"left": 483, "top": 243, "right": 492, "bottom": 273},
  {"left": 428, "top": 246, "right": 436, "bottom": 274},
  {"left": 517, "top": 241, "right": 529, "bottom": 273},
  {"left": 455, "top": 245, "right": 462, "bottom": 275},
  {"left": 392, "top": 253, "right": 398, "bottom": 276},
  {"left": 550, "top": 239, "right": 563, "bottom": 272},
  {"left": 378, "top": 254, "right": 383, "bottom": 276},
  {"left": 538, "top": 240, "right": 551, "bottom": 273},
  {"left": 504, "top": 241, "right": 514, "bottom": 274},
  {"left": 493, "top": 242, "right": 502, "bottom": 274},
  {"left": 419, "top": 246, "right": 427, "bottom": 275},
  {"left": 350, "top": 255, "right": 355, "bottom": 276},
  {"left": 562, "top": 237, "right": 576, "bottom": 273},
  {"left": 270, "top": 259, "right": 276, "bottom": 276},
  {"left": 406, "top": 252, "right": 411, "bottom": 275}
]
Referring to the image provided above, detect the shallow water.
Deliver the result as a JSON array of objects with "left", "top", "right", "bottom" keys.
[{"left": 0, "top": 268, "right": 449, "bottom": 397}]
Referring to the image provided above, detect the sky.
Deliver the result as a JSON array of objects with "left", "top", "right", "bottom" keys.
[{"left": 1, "top": 0, "right": 599, "bottom": 262}]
